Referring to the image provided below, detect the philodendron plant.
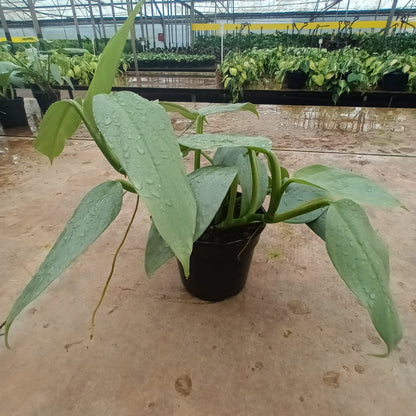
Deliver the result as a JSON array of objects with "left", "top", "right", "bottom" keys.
[{"left": 2, "top": 2, "right": 403, "bottom": 355}]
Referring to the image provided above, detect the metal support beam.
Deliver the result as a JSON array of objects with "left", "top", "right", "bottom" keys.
[
  {"left": 385, "top": 0, "right": 399, "bottom": 36},
  {"left": 27, "top": 0, "right": 43, "bottom": 39},
  {"left": 152, "top": 0, "right": 167, "bottom": 49},
  {"left": 190, "top": 0, "right": 195, "bottom": 46},
  {"left": 69, "top": 0, "right": 82, "bottom": 47},
  {"left": 126, "top": 0, "right": 139, "bottom": 72},
  {"left": 0, "top": 2, "right": 12, "bottom": 42},
  {"left": 110, "top": 0, "right": 118, "bottom": 32},
  {"left": 87, "top": 0, "right": 98, "bottom": 45},
  {"left": 96, "top": 0, "right": 107, "bottom": 38}
]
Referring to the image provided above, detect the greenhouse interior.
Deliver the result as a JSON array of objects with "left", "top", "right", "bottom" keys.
[{"left": 0, "top": 1, "right": 415, "bottom": 415}]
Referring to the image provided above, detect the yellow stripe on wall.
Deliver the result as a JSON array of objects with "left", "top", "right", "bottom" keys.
[
  {"left": 0, "top": 36, "right": 38, "bottom": 43},
  {"left": 192, "top": 20, "right": 415, "bottom": 32}
]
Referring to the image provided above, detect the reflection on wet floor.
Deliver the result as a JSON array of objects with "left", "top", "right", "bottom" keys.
[
  {"left": 116, "top": 72, "right": 219, "bottom": 89},
  {"left": 261, "top": 105, "right": 407, "bottom": 134}
]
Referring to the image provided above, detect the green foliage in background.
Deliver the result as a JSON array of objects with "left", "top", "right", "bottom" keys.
[{"left": 220, "top": 46, "right": 416, "bottom": 102}]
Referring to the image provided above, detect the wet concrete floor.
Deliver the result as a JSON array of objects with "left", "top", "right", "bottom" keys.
[
  {"left": 116, "top": 71, "right": 219, "bottom": 89},
  {"left": 0, "top": 97, "right": 415, "bottom": 415}
]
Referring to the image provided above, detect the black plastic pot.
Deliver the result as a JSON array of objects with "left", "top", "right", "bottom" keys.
[
  {"left": 285, "top": 70, "right": 308, "bottom": 89},
  {"left": 178, "top": 222, "right": 266, "bottom": 301},
  {"left": 0, "top": 97, "right": 28, "bottom": 128},
  {"left": 32, "top": 89, "right": 61, "bottom": 114},
  {"left": 382, "top": 70, "right": 409, "bottom": 91}
]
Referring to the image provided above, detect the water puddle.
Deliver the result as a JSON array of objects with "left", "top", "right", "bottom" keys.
[
  {"left": 116, "top": 71, "right": 219, "bottom": 89},
  {"left": 261, "top": 105, "right": 407, "bottom": 134}
]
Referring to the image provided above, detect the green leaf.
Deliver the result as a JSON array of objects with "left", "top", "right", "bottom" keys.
[
  {"left": 145, "top": 166, "right": 238, "bottom": 276},
  {"left": 179, "top": 134, "right": 272, "bottom": 151},
  {"left": 325, "top": 199, "right": 402, "bottom": 354},
  {"left": 4, "top": 181, "right": 123, "bottom": 347},
  {"left": 33, "top": 100, "right": 82, "bottom": 163},
  {"left": 312, "top": 74, "right": 324, "bottom": 86},
  {"left": 198, "top": 102, "right": 258, "bottom": 118},
  {"left": 93, "top": 91, "right": 196, "bottom": 274},
  {"left": 307, "top": 207, "right": 328, "bottom": 240},
  {"left": 293, "top": 165, "right": 402, "bottom": 209},
  {"left": 83, "top": 0, "right": 145, "bottom": 123},
  {"left": 159, "top": 101, "right": 199, "bottom": 121},
  {"left": 279, "top": 181, "right": 329, "bottom": 224}
]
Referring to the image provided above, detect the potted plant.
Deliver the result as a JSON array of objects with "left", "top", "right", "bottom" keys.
[
  {"left": 0, "top": 61, "right": 28, "bottom": 128},
  {"left": 8, "top": 47, "right": 73, "bottom": 114},
  {"left": 1, "top": 2, "right": 404, "bottom": 356}
]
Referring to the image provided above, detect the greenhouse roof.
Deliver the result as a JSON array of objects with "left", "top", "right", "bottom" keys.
[{"left": 1, "top": 0, "right": 415, "bottom": 22}]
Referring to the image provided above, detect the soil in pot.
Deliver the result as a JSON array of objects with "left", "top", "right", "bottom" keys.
[
  {"left": 285, "top": 70, "right": 308, "bottom": 89},
  {"left": 0, "top": 97, "right": 28, "bottom": 128},
  {"left": 32, "top": 89, "right": 61, "bottom": 114},
  {"left": 178, "top": 221, "right": 266, "bottom": 302},
  {"left": 382, "top": 70, "right": 409, "bottom": 91}
]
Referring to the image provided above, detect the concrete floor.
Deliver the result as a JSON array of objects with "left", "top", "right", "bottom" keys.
[{"left": 0, "top": 98, "right": 415, "bottom": 415}]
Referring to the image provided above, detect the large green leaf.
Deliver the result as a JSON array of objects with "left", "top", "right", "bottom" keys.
[
  {"left": 279, "top": 182, "right": 329, "bottom": 224},
  {"left": 33, "top": 100, "right": 82, "bottom": 163},
  {"left": 4, "top": 181, "right": 123, "bottom": 347},
  {"left": 93, "top": 91, "right": 196, "bottom": 274},
  {"left": 293, "top": 165, "right": 402, "bottom": 208},
  {"left": 159, "top": 102, "right": 258, "bottom": 120},
  {"left": 33, "top": 1, "right": 144, "bottom": 162},
  {"left": 179, "top": 134, "right": 272, "bottom": 151},
  {"left": 198, "top": 102, "right": 258, "bottom": 118},
  {"left": 159, "top": 102, "right": 199, "bottom": 121},
  {"left": 83, "top": 0, "right": 145, "bottom": 122},
  {"left": 145, "top": 166, "right": 238, "bottom": 276},
  {"left": 325, "top": 199, "right": 402, "bottom": 354}
]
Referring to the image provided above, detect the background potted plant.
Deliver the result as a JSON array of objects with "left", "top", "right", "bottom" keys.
[
  {"left": 2, "top": 2, "right": 403, "bottom": 357},
  {"left": 0, "top": 60, "right": 28, "bottom": 128},
  {"left": 9, "top": 47, "right": 73, "bottom": 114}
]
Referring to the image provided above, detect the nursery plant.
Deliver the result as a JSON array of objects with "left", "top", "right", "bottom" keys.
[
  {"left": 0, "top": 60, "right": 28, "bottom": 127},
  {"left": 2, "top": 2, "right": 403, "bottom": 356}
]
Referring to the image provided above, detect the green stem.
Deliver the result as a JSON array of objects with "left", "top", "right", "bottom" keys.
[
  {"left": 69, "top": 99, "right": 125, "bottom": 174},
  {"left": 262, "top": 149, "right": 282, "bottom": 219},
  {"left": 194, "top": 150, "right": 201, "bottom": 170},
  {"left": 245, "top": 149, "right": 259, "bottom": 218},
  {"left": 194, "top": 115, "right": 205, "bottom": 170},
  {"left": 221, "top": 196, "right": 333, "bottom": 229},
  {"left": 201, "top": 150, "right": 214, "bottom": 164},
  {"left": 116, "top": 179, "right": 136, "bottom": 193},
  {"left": 271, "top": 197, "right": 333, "bottom": 223},
  {"left": 223, "top": 176, "right": 238, "bottom": 228}
]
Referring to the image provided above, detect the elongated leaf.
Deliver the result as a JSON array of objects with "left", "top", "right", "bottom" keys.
[
  {"left": 279, "top": 182, "right": 329, "bottom": 224},
  {"left": 179, "top": 134, "right": 272, "bottom": 151},
  {"left": 198, "top": 102, "right": 258, "bottom": 118},
  {"left": 145, "top": 166, "right": 238, "bottom": 276},
  {"left": 325, "top": 199, "right": 402, "bottom": 354},
  {"left": 94, "top": 91, "right": 196, "bottom": 274},
  {"left": 213, "top": 146, "right": 247, "bottom": 166},
  {"left": 293, "top": 165, "right": 402, "bottom": 208},
  {"left": 83, "top": 0, "right": 145, "bottom": 122},
  {"left": 33, "top": 100, "right": 81, "bottom": 163},
  {"left": 307, "top": 207, "right": 328, "bottom": 240},
  {"left": 33, "top": 2, "right": 144, "bottom": 162},
  {"left": 159, "top": 102, "right": 198, "bottom": 121},
  {"left": 4, "top": 181, "right": 123, "bottom": 347}
]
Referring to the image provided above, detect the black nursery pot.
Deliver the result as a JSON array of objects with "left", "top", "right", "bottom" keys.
[
  {"left": 382, "top": 70, "right": 409, "bottom": 91},
  {"left": 32, "top": 89, "right": 61, "bottom": 114},
  {"left": 178, "top": 222, "right": 266, "bottom": 302},
  {"left": 0, "top": 97, "right": 28, "bottom": 128},
  {"left": 285, "top": 70, "right": 308, "bottom": 89}
]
